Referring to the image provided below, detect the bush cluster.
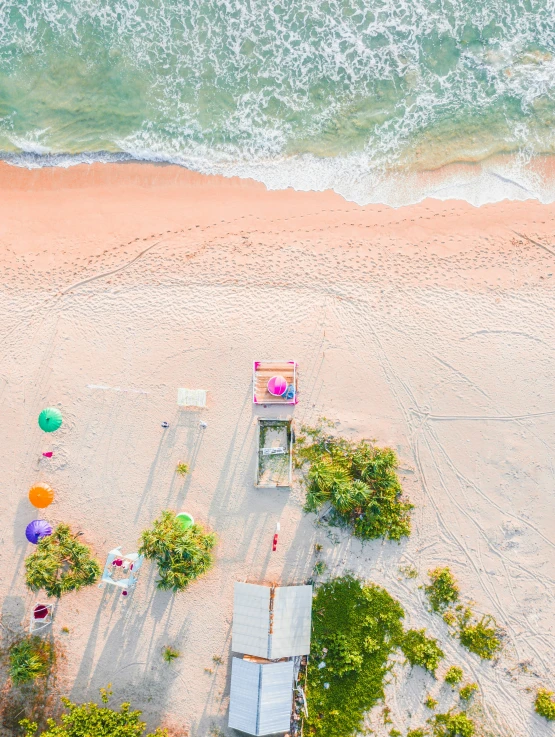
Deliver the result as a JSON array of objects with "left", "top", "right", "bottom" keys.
[
  {"left": 424, "top": 568, "right": 501, "bottom": 661},
  {"left": 425, "top": 568, "right": 459, "bottom": 612},
  {"left": 401, "top": 630, "right": 444, "bottom": 676},
  {"left": 139, "top": 510, "right": 216, "bottom": 592},
  {"left": 302, "top": 575, "right": 405, "bottom": 737},
  {"left": 430, "top": 711, "right": 475, "bottom": 737},
  {"left": 9, "top": 636, "right": 54, "bottom": 686},
  {"left": 459, "top": 683, "right": 478, "bottom": 701},
  {"left": 25, "top": 524, "right": 101, "bottom": 598},
  {"left": 458, "top": 610, "right": 501, "bottom": 660},
  {"left": 444, "top": 666, "right": 463, "bottom": 686},
  {"left": 535, "top": 688, "right": 555, "bottom": 721},
  {"left": 20, "top": 688, "right": 167, "bottom": 737},
  {"left": 296, "top": 427, "right": 413, "bottom": 541}
]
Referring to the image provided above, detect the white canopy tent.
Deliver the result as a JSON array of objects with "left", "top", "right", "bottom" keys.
[{"left": 228, "top": 657, "right": 294, "bottom": 736}]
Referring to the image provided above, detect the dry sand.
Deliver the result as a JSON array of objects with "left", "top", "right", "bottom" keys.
[{"left": 1, "top": 162, "right": 555, "bottom": 736}]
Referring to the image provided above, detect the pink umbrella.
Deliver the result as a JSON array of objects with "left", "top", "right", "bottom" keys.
[{"left": 267, "top": 375, "right": 287, "bottom": 396}]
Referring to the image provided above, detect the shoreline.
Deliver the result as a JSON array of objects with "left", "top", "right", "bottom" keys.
[
  {"left": 1, "top": 160, "right": 555, "bottom": 279},
  {"left": 4, "top": 149, "right": 555, "bottom": 208}
]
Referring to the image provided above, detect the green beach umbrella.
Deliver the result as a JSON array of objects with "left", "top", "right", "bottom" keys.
[{"left": 38, "top": 407, "right": 63, "bottom": 433}]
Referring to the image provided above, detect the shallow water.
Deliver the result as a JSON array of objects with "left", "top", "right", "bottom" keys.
[{"left": 2, "top": 0, "right": 555, "bottom": 204}]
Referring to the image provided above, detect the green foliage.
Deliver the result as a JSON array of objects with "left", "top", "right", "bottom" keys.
[
  {"left": 401, "top": 630, "right": 444, "bottom": 675},
  {"left": 389, "top": 730, "right": 402, "bottom": 737},
  {"left": 296, "top": 428, "right": 412, "bottom": 541},
  {"left": 425, "top": 568, "right": 459, "bottom": 612},
  {"left": 19, "top": 688, "right": 167, "bottom": 737},
  {"left": 313, "top": 561, "right": 327, "bottom": 576},
  {"left": 458, "top": 610, "right": 501, "bottom": 660},
  {"left": 407, "top": 730, "right": 428, "bottom": 737},
  {"left": 425, "top": 697, "right": 438, "bottom": 710},
  {"left": 399, "top": 563, "right": 418, "bottom": 579},
  {"left": 302, "top": 575, "right": 405, "bottom": 737},
  {"left": 430, "top": 712, "right": 475, "bottom": 737},
  {"left": 535, "top": 688, "right": 555, "bottom": 721},
  {"left": 139, "top": 511, "right": 216, "bottom": 592},
  {"left": 459, "top": 683, "right": 478, "bottom": 701},
  {"left": 162, "top": 646, "right": 180, "bottom": 663},
  {"left": 175, "top": 462, "right": 189, "bottom": 476},
  {"left": 444, "top": 666, "right": 463, "bottom": 686},
  {"left": 25, "top": 524, "right": 101, "bottom": 598},
  {"left": 425, "top": 567, "right": 502, "bottom": 660},
  {"left": 9, "top": 636, "right": 54, "bottom": 686}
]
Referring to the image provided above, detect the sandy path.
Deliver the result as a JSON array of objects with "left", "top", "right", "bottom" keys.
[{"left": 0, "top": 163, "right": 554, "bottom": 736}]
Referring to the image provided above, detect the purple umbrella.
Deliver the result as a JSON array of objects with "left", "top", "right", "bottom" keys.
[{"left": 26, "top": 520, "right": 53, "bottom": 545}]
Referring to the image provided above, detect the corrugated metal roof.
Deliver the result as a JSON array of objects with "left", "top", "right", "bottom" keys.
[
  {"left": 232, "top": 583, "right": 271, "bottom": 658},
  {"left": 228, "top": 658, "right": 294, "bottom": 736},
  {"left": 269, "top": 585, "right": 313, "bottom": 659},
  {"left": 228, "top": 658, "right": 260, "bottom": 735},
  {"left": 232, "top": 582, "right": 312, "bottom": 659}
]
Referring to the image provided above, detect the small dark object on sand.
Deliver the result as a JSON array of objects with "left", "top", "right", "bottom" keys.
[{"left": 161, "top": 421, "right": 169, "bottom": 429}]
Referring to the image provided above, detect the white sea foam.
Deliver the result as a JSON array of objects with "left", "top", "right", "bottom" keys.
[{"left": 3, "top": 145, "right": 555, "bottom": 208}]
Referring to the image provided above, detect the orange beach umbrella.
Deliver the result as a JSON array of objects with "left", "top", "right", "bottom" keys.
[{"left": 29, "top": 483, "right": 55, "bottom": 509}]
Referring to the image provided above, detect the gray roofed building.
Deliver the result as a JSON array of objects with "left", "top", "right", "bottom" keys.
[
  {"left": 228, "top": 657, "right": 294, "bottom": 736},
  {"left": 232, "top": 582, "right": 312, "bottom": 659}
]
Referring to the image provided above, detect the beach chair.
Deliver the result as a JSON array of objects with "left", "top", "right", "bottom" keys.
[{"left": 30, "top": 603, "right": 53, "bottom": 633}]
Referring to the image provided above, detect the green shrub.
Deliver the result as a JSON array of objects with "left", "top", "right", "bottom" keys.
[
  {"left": 139, "top": 511, "right": 216, "bottom": 592},
  {"left": 25, "top": 524, "right": 101, "bottom": 598},
  {"left": 9, "top": 636, "right": 54, "bottom": 686},
  {"left": 425, "top": 696, "right": 438, "bottom": 710},
  {"left": 535, "top": 688, "right": 555, "bottom": 721},
  {"left": 313, "top": 561, "right": 327, "bottom": 576},
  {"left": 20, "top": 687, "right": 167, "bottom": 736},
  {"left": 401, "top": 629, "right": 444, "bottom": 675},
  {"left": 296, "top": 427, "right": 413, "bottom": 541},
  {"left": 175, "top": 462, "right": 189, "bottom": 476},
  {"left": 162, "top": 646, "right": 180, "bottom": 663},
  {"left": 430, "top": 712, "right": 475, "bottom": 737},
  {"left": 444, "top": 666, "right": 463, "bottom": 686},
  {"left": 459, "top": 683, "right": 478, "bottom": 701},
  {"left": 407, "top": 730, "right": 428, "bottom": 737},
  {"left": 389, "top": 730, "right": 402, "bottom": 737},
  {"left": 425, "top": 568, "right": 459, "bottom": 612},
  {"left": 458, "top": 611, "right": 501, "bottom": 660},
  {"left": 302, "top": 575, "right": 405, "bottom": 737}
]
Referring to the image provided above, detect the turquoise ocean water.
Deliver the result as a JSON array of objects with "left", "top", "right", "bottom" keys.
[{"left": 2, "top": 0, "right": 555, "bottom": 205}]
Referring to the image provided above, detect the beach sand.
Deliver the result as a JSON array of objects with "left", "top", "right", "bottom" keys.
[{"left": 1, "top": 162, "right": 555, "bottom": 736}]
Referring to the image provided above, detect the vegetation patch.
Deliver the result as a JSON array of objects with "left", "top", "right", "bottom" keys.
[
  {"left": 295, "top": 425, "right": 413, "bottom": 541},
  {"left": 20, "top": 687, "right": 167, "bottom": 736},
  {"left": 302, "top": 575, "right": 405, "bottom": 737},
  {"left": 162, "top": 646, "right": 180, "bottom": 663},
  {"left": 401, "top": 630, "right": 444, "bottom": 676},
  {"left": 457, "top": 610, "right": 501, "bottom": 660},
  {"left": 429, "top": 711, "right": 475, "bottom": 737},
  {"left": 459, "top": 683, "right": 478, "bottom": 701},
  {"left": 425, "top": 696, "right": 438, "bottom": 710},
  {"left": 444, "top": 666, "right": 463, "bottom": 686},
  {"left": 9, "top": 637, "right": 55, "bottom": 686},
  {"left": 407, "top": 730, "right": 427, "bottom": 737},
  {"left": 424, "top": 568, "right": 502, "bottom": 660},
  {"left": 175, "top": 463, "right": 189, "bottom": 476},
  {"left": 139, "top": 510, "right": 216, "bottom": 592},
  {"left": 425, "top": 568, "right": 459, "bottom": 612},
  {"left": 535, "top": 688, "right": 555, "bottom": 721},
  {"left": 25, "top": 524, "right": 101, "bottom": 598}
]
